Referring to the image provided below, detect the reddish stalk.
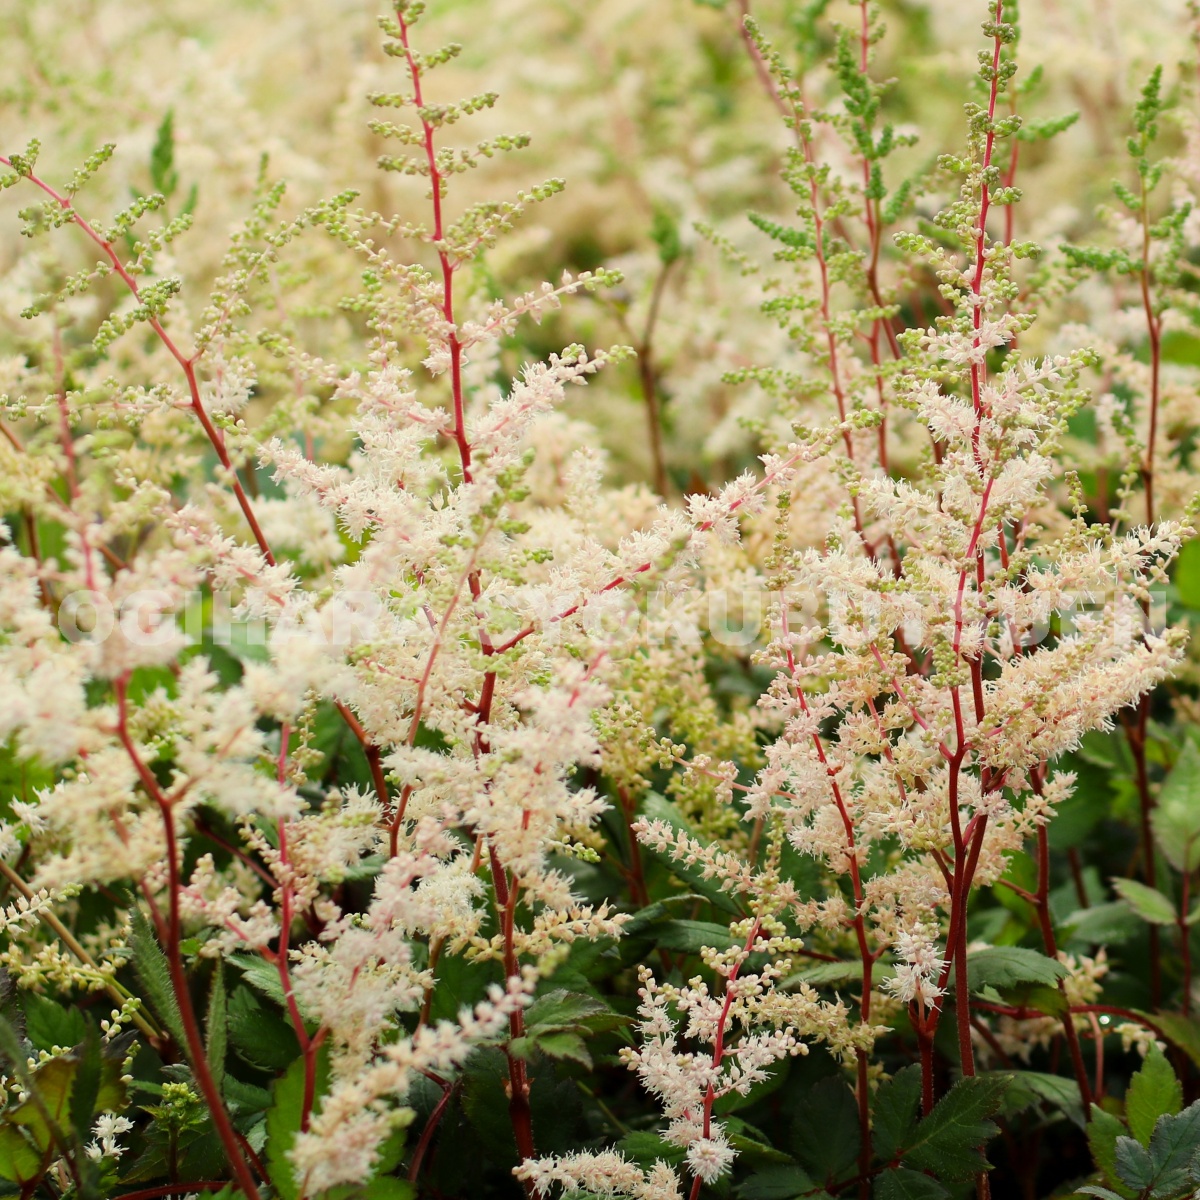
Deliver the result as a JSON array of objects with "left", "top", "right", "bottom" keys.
[
  {"left": 1029, "top": 805, "right": 1093, "bottom": 1107},
  {"left": 1180, "top": 870, "right": 1193, "bottom": 1017},
  {"left": 687, "top": 919, "right": 763, "bottom": 1200},
  {"left": 618, "top": 785, "right": 652, "bottom": 910},
  {"left": 114, "top": 679, "right": 263, "bottom": 1200},
  {"left": 780, "top": 597, "right": 873, "bottom": 1196},
  {"left": 269, "top": 734, "right": 327, "bottom": 1132},
  {"left": 1126, "top": 706, "right": 1162, "bottom": 1008},
  {"left": 628, "top": 262, "right": 675, "bottom": 497},
  {"left": 487, "top": 847, "right": 536, "bottom": 1176},
  {"left": 918, "top": 5, "right": 1010, "bottom": 1093},
  {"left": 115, "top": 1185, "right": 229, "bottom": 1200},
  {"left": 407, "top": 1075, "right": 455, "bottom": 1184},
  {"left": 1122, "top": 159, "right": 1166, "bottom": 1008},
  {"left": 0, "top": 156, "right": 396, "bottom": 823},
  {"left": 0, "top": 157, "right": 274, "bottom": 564}
]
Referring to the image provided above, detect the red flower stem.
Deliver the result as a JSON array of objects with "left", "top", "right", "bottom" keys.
[
  {"left": 1123, "top": 154, "right": 1166, "bottom": 1009},
  {"left": 487, "top": 846, "right": 536, "bottom": 1182},
  {"left": 1181, "top": 870, "right": 1193, "bottom": 1018},
  {"left": 0, "top": 156, "right": 394, "bottom": 818},
  {"left": 115, "top": 1184, "right": 229, "bottom": 1200},
  {"left": 687, "top": 919, "right": 763, "bottom": 1200},
  {"left": 0, "top": 156, "right": 274, "bottom": 565},
  {"left": 272, "top": 804, "right": 326, "bottom": 1132},
  {"left": 1029, "top": 794, "right": 1093, "bottom": 1107},
  {"left": 780, "top": 597, "right": 873, "bottom": 1197},
  {"left": 407, "top": 1075, "right": 456, "bottom": 1183},
  {"left": 114, "top": 680, "right": 263, "bottom": 1200}
]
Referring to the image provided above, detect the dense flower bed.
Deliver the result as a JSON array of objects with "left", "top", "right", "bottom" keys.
[{"left": 1, "top": 2, "right": 1200, "bottom": 1198}]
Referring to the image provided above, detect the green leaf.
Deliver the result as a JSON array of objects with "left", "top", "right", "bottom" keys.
[
  {"left": 1174, "top": 539, "right": 1200, "bottom": 609},
  {"left": 657, "top": 920, "right": 737, "bottom": 954},
  {"left": 0, "top": 1125, "right": 44, "bottom": 1185},
  {"left": 1061, "top": 903, "right": 1141, "bottom": 946},
  {"left": 149, "top": 109, "right": 179, "bottom": 197},
  {"left": 266, "top": 1049, "right": 331, "bottom": 1200},
  {"left": 716, "top": 1061, "right": 789, "bottom": 1115},
  {"left": 650, "top": 207, "right": 683, "bottom": 266},
  {"left": 738, "top": 1164, "right": 823, "bottom": 1200},
  {"left": 511, "top": 1030, "right": 591, "bottom": 1068},
  {"left": 790, "top": 1077, "right": 860, "bottom": 1183},
  {"left": 1152, "top": 742, "right": 1200, "bottom": 872},
  {"left": 617, "top": 1130, "right": 686, "bottom": 1170},
  {"left": 1144, "top": 1103, "right": 1200, "bottom": 1198},
  {"left": 358, "top": 1181, "right": 416, "bottom": 1199},
  {"left": 639, "top": 794, "right": 742, "bottom": 914},
  {"left": 129, "top": 906, "right": 187, "bottom": 1048},
  {"left": 728, "top": 1120, "right": 795, "bottom": 1166},
  {"left": 1111, "top": 879, "right": 1177, "bottom": 926},
  {"left": 524, "top": 990, "right": 623, "bottom": 1034},
  {"left": 1127, "top": 1045, "right": 1183, "bottom": 1146},
  {"left": 227, "top": 986, "right": 301, "bottom": 1072},
  {"left": 992, "top": 1070, "right": 1085, "bottom": 1129},
  {"left": 229, "top": 953, "right": 288, "bottom": 1007},
  {"left": 1114, "top": 1136, "right": 1154, "bottom": 1191},
  {"left": 9, "top": 1057, "right": 75, "bottom": 1153},
  {"left": 901, "top": 1074, "right": 1009, "bottom": 1181},
  {"left": 873, "top": 1168, "right": 949, "bottom": 1200},
  {"left": 69, "top": 1026, "right": 102, "bottom": 1144},
  {"left": 873, "top": 1065, "right": 923, "bottom": 1162},
  {"left": 1144, "top": 1013, "right": 1200, "bottom": 1070},
  {"left": 964, "top": 947, "right": 1067, "bottom": 992},
  {"left": 996, "top": 983, "right": 1069, "bottom": 1019},
  {"left": 1087, "top": 1104, "right": 1134, "bottom": 1195},
  {"left": 21, "top": 992, "right": 85, "bottom": 1052},
  {"left": 783, "top": 960, "right": 868, "bottom": 988},
  {"left": 1076, "top": 1187, "right": 1132, "bottom": 1200},
  {"left": 206, "top": 961, "right": 227, "bottom": 1094}
]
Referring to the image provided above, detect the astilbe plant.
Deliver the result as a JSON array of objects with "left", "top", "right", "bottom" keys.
[{"left": 1, "top": 2, "right": 1200, "bottom": 1200}]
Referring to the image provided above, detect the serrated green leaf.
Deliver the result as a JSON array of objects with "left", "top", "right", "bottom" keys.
[
  {"left": 227, "top": 986, "right": 301, "bottom": 1072},
  {"left": 964, "top": 947, "right": 1067, "bottom": 992},
  {"left": 266, "top": 1048, "right": 330, "bottom": 1200},
  {"left": 873, "top": 1065, "right": 923, "bottom": 1162},
  {"left": 1144, "top": 1104, "right": 1200, "bottom": 1197},
  {"left": 1111, "top": 879, "right": 1177, "bottom": 926},
  {"left": 229, "top": 953, "right": 288, "bottom": 1007},
  {"left": 514, "top": 1029, "right": 591, "bottom": 1067},
  {"left": 738, "top": 1164, "right": 822, "bottom": 1200},
  {"left": 1087, "top": 1104, "right": 1134, "bottom": 1196},
  {"left": 0, "top": 1125, "right": 43, "bottom": 1185},
  {"left": 657, "top": 919, "right": 737, "bottom": 954},
  {"left": 1061, "top": 902, "right": 1141, "bottom": 946},
  {"left": 901, "top": 1074, "right": 1009, "bottom": 1181},
  {"left": 129, "top": 906, "right": 187, "bottom": 1048},
  {"left": 1143, "top": 1013, "right": 1200, "bottom": 1070},
  {"left": 618, "top": 1130, "right": 686, "bottom": 1170},
  {"left": 783, "top": 961, "right": 866, "bottom": 988},
  {"left": 1152, "top": 743, "right": 1200, "bottom": 872},
  {"left": 1115, "top": 1135, "right": 1154, "bottom": 1191},
  {"left": 524, "top": 990, "right": 622, "bottom": 1033},
  {"left": 21, "top": 992, "right": 85, "bottom": 1053},
  {"left": 1127, "top": 1045, "right": 1182, "bottom": 1146},
  {"left": 9, "top": 1057, "right": 75, "bottom": 1153},
  {"left": 207, "top": 960, "right": 227, "bottom": 1094},
  {"left": 69, "top": 1025, "right": 101, "bottom": 1144},
  {"left": 873, "top": 1168, "right": 949, "bottom": 1200},
  {"left": 790, "top": 1077, "right": 859, "bottom": 1183},
  {"left": 992, "top": 1071, "right": 1085, "bottom": 1129}
]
